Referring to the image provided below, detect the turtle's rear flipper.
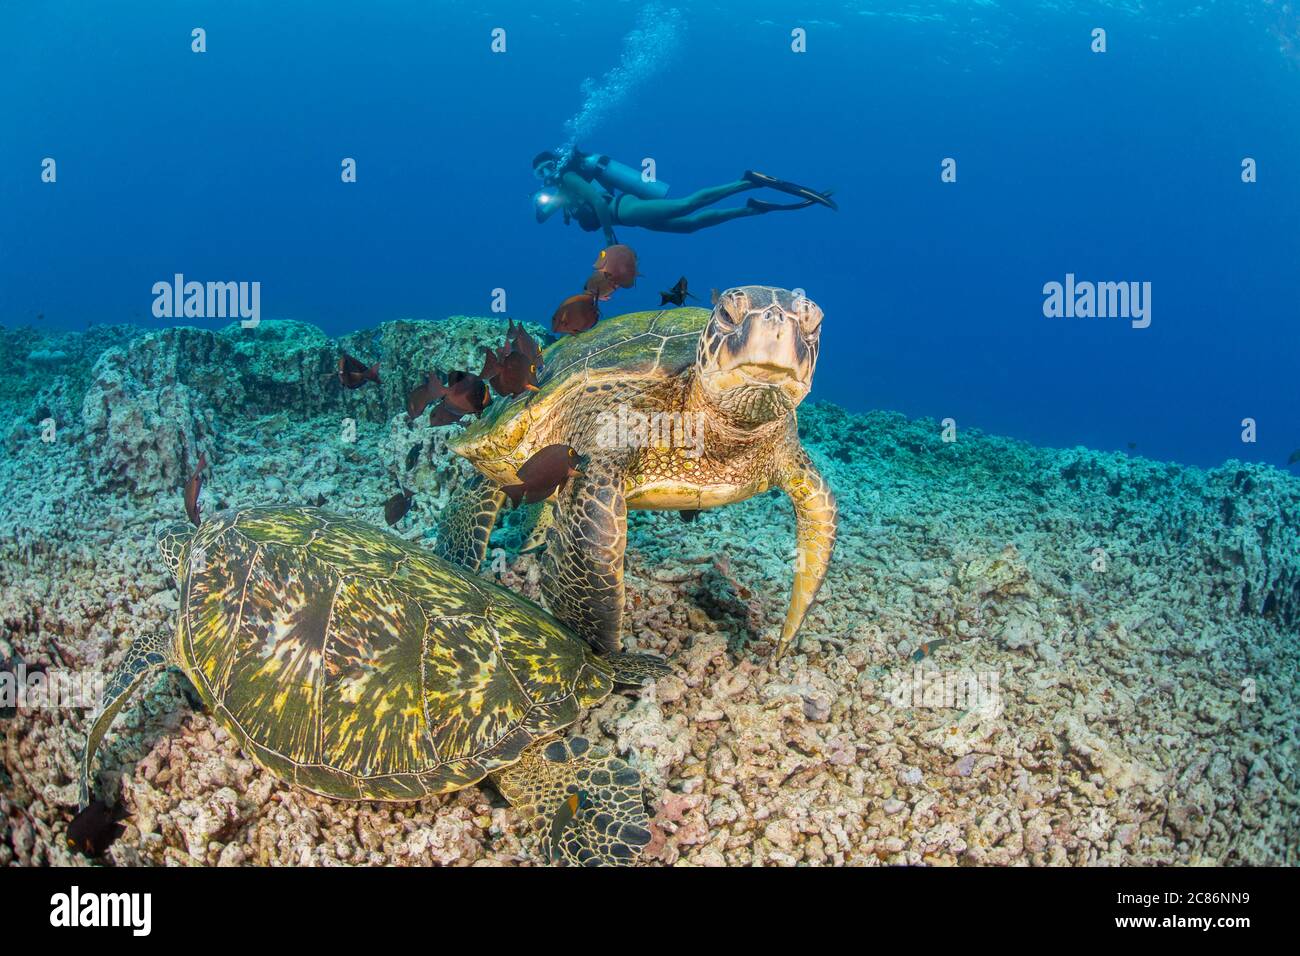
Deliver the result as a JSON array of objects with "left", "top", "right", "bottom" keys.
[
  {"left": 79, "top": 630, "right": 173, "bottom": 810},
  {"left": 492, "top": 736, "right": 653, "bottom": 867},
  {"left": 434, "top": 472, "right": 506, "bottom": 572},
  {"left": 604, "top": 652, "right": 672, "bottom": 686}
]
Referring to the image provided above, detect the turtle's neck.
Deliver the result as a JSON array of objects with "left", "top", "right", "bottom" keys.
[{"left": 684, "top": 375, "right": 790, "bottom": 451}]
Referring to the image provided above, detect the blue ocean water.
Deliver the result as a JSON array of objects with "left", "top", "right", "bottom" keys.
[{"left": 2, "top": 1, "right": 1297, "bottom": 468}]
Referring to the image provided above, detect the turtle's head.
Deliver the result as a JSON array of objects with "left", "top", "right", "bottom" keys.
[
  {"left": 696, "top": 286, "right": 823, "bottom": 425},
  {"left": 157, "top": 523, "right": 195, "bottom": 584}
]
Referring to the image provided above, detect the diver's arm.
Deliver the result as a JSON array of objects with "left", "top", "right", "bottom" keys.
[{"left": 562, "top": 172, "right": 618, "bottom": 244}]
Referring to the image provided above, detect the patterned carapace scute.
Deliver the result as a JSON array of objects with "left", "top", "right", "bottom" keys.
[{"left": 457, "top": 306, "right": 708, "bottom": 450}]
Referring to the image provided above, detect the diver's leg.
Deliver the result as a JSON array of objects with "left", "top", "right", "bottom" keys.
[
  {"left": 614, "top": 182, "right": 753, "bottom": 227},
  {"left": 644, "top": 206, "right": 763, "bottom": 234}
]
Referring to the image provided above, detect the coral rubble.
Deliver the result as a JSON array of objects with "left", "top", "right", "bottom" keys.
[{"left": 1, "top": 318, "right": 1296, "bottom": 866}]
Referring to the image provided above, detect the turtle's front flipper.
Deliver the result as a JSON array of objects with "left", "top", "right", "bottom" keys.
[
  {"left": 434, "top": 471, "right": 506, "bottom": 572},
  {"left": 541, "top": 452, "right": 628, "bottom": 653},
  {"left": 79, "top": 630, "right": 175, "bottom": 809},
  {"left": 491, "top": 736, "right": 653, "bottom": 866},
  {"left": 773, "top": 446, "right": 838, "bottom": 659}
]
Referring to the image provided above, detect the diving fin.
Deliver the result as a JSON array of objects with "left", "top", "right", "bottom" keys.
[
  {"left": 747, "top": 189, "right": 836, "bottom": 213},
  {"left": 743, "top": 171, "right": 838, "bottom": 211}
]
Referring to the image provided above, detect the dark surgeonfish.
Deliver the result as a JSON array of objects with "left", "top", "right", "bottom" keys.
[
  {"left": 66, "top": 799, "right": 127, "bottom": 857},
  {"left": 405, "top": 443, "right": 422, "bottom": 471},
  {"left": 502, "top": 444, "right": 586, "bottom": 507},
  {"left": 593, "top": 244, "right": 639, "bottom": 288},
  {"left": 660, "top": 276, "right": 697, "bottom": 307},
  {"left": 0, "top": 651, "right": 43, "bottom": 720},
  {"left": 338, "top": 352, "right": 380, "bottom": 389},
  {"left": 552, "top": 293, "right": 600, "bottom": 335},
  {"left": 384, "top": 490, "right": 414, "bottom": 526},
  {"left": 710, "top": 288, "right": 721, "bottom": 306},
  {"left": 507, "top": 319, "right": 543, "bottom": 368},
  {"left": 549, "top": 789, "right": 590, "bottom": 861},
  {"left": 584, "top": 270, "right": 618, "bottom": 301},
  {"left": 1288, "top": 449, "right": 1300, "bottom": 466},
  {"left": 184, "top": 453, "right": 206, "bottom": 528},
  {"left": 406, "top": 374, "right": 439, "bottom": 419},
  {"left": 480, "top": 320, "right": 544, "bottom": 397},
  {"left": 409, "top": 369, "right": 492, "bottom": 425},
  {"left": 430, "top": 370, "right": 493, "bottom": 426},
  {"left": 481, "top": 346, "right": 539, "bottom": 397}
]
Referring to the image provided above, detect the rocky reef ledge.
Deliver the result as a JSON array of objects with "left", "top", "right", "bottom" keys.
[{"left": 1, "top": 318, "right": 1297, "bottom": 866}]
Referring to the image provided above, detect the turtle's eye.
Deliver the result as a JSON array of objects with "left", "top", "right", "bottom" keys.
[{"left": 530, "top": 364, "right": 537, "bottom": 373}]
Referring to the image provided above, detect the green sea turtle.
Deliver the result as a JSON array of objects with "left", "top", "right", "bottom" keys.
[
  {"left": 79, "top": 506, "right": 669, "bottom": 866},
  {"left": 437, "top": 286, "right": 836, "bottom": 659}
]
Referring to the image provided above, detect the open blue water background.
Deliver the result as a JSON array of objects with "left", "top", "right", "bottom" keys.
[{"left": 2, "top": 1, "right": 1297, "bottom": 468}]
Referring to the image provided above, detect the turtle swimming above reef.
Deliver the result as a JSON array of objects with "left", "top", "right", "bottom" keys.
[
  {"left": 436, "top": 286, "right": 837, "bottom": 659},
  {"left": 78, "top": 506, "right": 669, "bottom": 866}
]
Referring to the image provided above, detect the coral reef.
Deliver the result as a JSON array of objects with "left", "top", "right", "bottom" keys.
[{"left": 1, "top": 317, "right": 1297, "bottom": 866}]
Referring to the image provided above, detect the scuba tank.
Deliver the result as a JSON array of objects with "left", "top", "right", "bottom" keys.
[{"left": 575, "top": 151, "right": 670, "bottom": 200}]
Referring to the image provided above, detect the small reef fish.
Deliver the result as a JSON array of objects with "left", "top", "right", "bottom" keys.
[
  {"left": 410, "top": 370, "right": 491, "bottom": 425},
  {"left": 679, "top": 509, "right": 700, "bottom": 523},
  {"left": 659, "top": 276, "right": 697, "bottom": 307},
  {"left": 710, "top": 288, "right": 721, "bottom": 305},
  {"left": 66, "top": 799, "right": 127, "bottom": 857},
  {"left": 503, "top": 444, "right": 586, "bottom": 507},
  {"left": 593, "top": 244, "right": 639, "bottom": 288},
  {"left": 552, "top": 293, "right": 601, "bottom": 335},
  {"left": 338, "top": 353, "right": 380, "bottom": 389},
  {"left": 384, "top": 490, "right": 414, "bottom": 526},
  {"left": 911, "top": 639, "right": 949, "bottom": 662},
  {"left": 507, "top": 319, "right": 543, "bottom": 368},
  {"left": 184, "top": 453, "right": 206, "bottom": 528},
  {"left": 429, "top": 371, "right": 491, "bottom": 426},
  {"left": 549, "top": 789, "right": 590, "bottom": 861},
  {"left": 406, "top": 374, "right": 438, "bottom": 419},
  {"left": 0, "top": 653, "right": 43, "bottom": 720},
  {"left": 584, "top": 270, "right": 618, "bottom": 301},
  {"left": 405, "top": 443, "right": 422, "bottom": 471},
  {"left": 481, "top": 347, "right": 539, "bottom": 398},
  {"left": 1288, "top": 449, "right": 1300, "bottom": 466},
  {"left": 480, "top": 321, "right": 544, "bottom": 397}
]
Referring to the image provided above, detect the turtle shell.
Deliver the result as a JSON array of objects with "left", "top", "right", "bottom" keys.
[
  {"left": 174, "top": 507, "right": 613, "bottom": 801},
  {"left": 453, "top": 307, "right": 711, "bottom": 464}
]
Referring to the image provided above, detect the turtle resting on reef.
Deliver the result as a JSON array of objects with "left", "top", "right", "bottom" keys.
[
  {"left": 437, "top": 286, "right": 837, "bottom": 659},
  {"left": 79, "top": 506, "right": 669, "bottom": 866}
]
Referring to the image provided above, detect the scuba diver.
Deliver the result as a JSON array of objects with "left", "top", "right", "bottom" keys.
[{"left": 532, "top": 148, "right": 836, "bottom": 244}]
